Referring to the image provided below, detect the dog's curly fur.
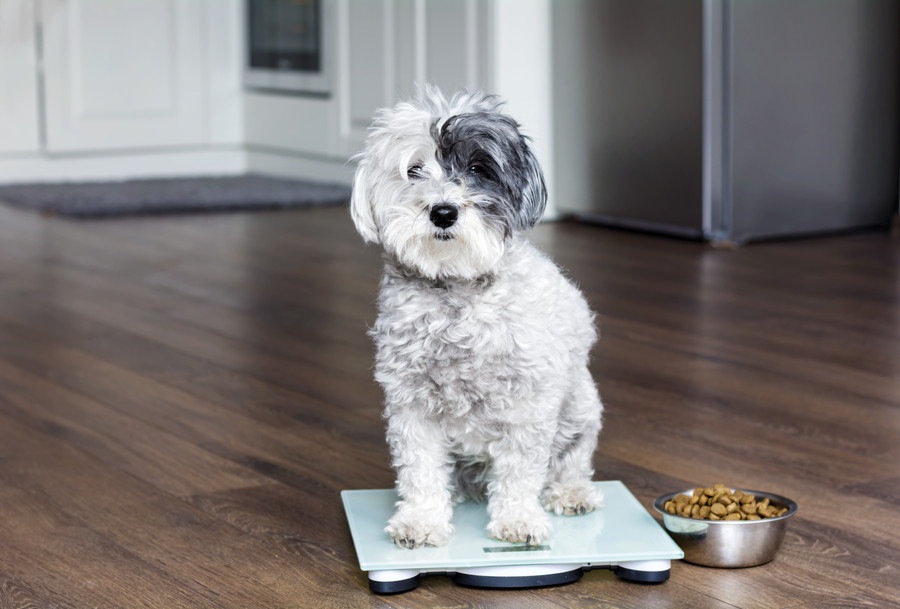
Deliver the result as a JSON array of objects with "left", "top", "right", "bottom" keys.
[{"left": 351, "top": 86, "right": 604, "bottom": 548}]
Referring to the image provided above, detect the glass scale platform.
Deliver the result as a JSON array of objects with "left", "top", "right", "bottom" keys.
[{"left": 342, "top": 480, "right": 683, "bottom": 593}]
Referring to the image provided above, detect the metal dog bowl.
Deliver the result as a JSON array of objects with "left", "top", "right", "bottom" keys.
[{"left": 653, "top": 489, "right": 798, "bottom": 568}]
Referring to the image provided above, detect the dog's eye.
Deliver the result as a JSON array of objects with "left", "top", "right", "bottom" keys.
[
  {"left": 467, "top": 163, "right": 493, "bottom": 179},
  {"left": 407, "top": 164, "right": 423, "bottom": 179}
]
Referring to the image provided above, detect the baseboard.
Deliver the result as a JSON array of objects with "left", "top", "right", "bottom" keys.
[
  {"left": 245, "top": 146, "right": 354, "bottom": 185},
  {"left": 0, "top": 147, "right": 247, "bottom": 184}
]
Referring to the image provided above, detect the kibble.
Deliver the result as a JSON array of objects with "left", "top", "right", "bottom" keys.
[{"left": 663, "top": 484, "right": 789, "bottom": 521}]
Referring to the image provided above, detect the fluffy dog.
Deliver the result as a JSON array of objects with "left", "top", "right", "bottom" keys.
[{"left": 351, "top": 86, "right": 604, "bottom": 548}]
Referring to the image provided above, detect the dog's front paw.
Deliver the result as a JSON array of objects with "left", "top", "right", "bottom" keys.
[
  {"left": 386, "top": 509, "right": 453, "bottom": 549},
  {"left": 487, "top": 510, "right": 552, "bottom": 545},
  {"left": 541, "top": 481, "right": 605, "bottom": 516}
]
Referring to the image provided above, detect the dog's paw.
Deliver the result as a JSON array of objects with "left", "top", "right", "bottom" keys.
[
  {"left": 541, "top": 481, "right": 605, "bottom": 516},
  {"left": 487, "top": 510, "right": 552, "bottom": 545},
  {"left": 386, "top": 510, "right": 453, "bottom": 549}
]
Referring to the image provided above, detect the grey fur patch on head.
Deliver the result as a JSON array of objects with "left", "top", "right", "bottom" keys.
[{"left": 432, "top": 112, "right": 547, "bottom": 236}]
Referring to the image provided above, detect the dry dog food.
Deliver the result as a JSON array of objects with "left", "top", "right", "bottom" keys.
[{"left": 663, "top": 483, "right": 789, "bottom": 521}]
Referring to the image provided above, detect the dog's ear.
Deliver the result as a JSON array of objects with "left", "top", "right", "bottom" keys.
[
  {"left": 514, "top": 140, "right": 547, "bottom": 231},
  {"left": 350, "top": 162, "right": 380, "bottom": 244}
]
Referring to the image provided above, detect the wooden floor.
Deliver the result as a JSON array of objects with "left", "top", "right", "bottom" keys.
[{"left": 0, "top": 203, "right": 897, "bottom": 609}]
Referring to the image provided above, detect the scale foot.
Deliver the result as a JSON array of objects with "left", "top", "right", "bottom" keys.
[
  {"left": 613, "top": 559, "right": 671, "bottom": 583},
  {"left": 368, "top": 569, "right": 420, "bottom": 594}
]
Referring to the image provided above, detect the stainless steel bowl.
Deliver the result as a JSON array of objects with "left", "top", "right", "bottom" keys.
[{"left": 653, "top": 489, "right": 798, "bottom": 568}]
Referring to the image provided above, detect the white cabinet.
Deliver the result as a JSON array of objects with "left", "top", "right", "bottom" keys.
[
  {"left": 0, "top": 0, "right": 244, "bottom": 183},
  {"left": 41, "top": 0, "right": 206, "bottom": 152},
  {"left": 0, "top": 1, "right": 41, "bottom": 153},
  {"left": 422, "top": 0, "right": 491, "bottom": 94},
  {"left": 335, "top": 0, "right": 491, "bottom": 155}
]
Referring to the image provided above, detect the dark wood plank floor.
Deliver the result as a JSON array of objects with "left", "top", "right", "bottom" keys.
[{"left": 0, "top": 203, "right": 897, "bottom": 609}]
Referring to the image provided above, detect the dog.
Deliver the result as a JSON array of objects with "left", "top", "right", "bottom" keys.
[{"left": 350, "top": 86, "right": 604, "bottom": 548}]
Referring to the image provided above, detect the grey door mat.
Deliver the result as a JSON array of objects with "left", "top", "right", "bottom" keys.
[{"left": 0, "top": 174, "right": 351, "bottom": 218}]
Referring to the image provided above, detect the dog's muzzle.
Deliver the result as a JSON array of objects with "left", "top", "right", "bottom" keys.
[{"left": 430, "top": 203, "right": 458, "bottom": 229}]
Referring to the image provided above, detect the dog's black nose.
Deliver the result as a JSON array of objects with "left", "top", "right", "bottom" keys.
[{"left": 430, "top": 204, "right": 458, "bottom": 229}]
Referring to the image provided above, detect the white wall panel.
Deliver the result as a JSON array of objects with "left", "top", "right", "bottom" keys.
[
  {"left": 0, "top": 1, "right": 41, "bottom": 153},
  {"left": 206, "top": 0, "right": 244, "bottom": 145},
  {"left": 424, "top": 0, "right": 488, "bottom": 94}
]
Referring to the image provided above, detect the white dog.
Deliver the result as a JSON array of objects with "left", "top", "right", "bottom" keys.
[{"left": 351, "top": 86, "right": 604, "bottom": 548}]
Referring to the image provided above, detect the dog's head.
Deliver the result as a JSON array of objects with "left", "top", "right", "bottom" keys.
[{"left": 351, "top": 85, "right": 547, "bottom": 280}]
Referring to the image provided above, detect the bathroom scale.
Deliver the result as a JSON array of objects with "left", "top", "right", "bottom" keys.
[{"left": 342, "top": 480, "right": 683, "bottom": 593}]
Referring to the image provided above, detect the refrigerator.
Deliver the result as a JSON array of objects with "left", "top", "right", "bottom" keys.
[{"left": 552, "top": 0, "right": 900, "bottom": 244}]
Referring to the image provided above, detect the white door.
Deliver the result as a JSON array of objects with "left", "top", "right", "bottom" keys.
[
  {"left": 0, "top": 0, "right": 41, "bottom": 153},
  {"left": 41, "top": 0, "right": 205, "bottom": 152}
]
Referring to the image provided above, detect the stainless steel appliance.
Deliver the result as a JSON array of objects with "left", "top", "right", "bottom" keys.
[
  {"left": 555, "top": 0, "right": 900, "bottom": 244},
  {"left": 244, "top": 0, "right": 333, "bottom": 95}
]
